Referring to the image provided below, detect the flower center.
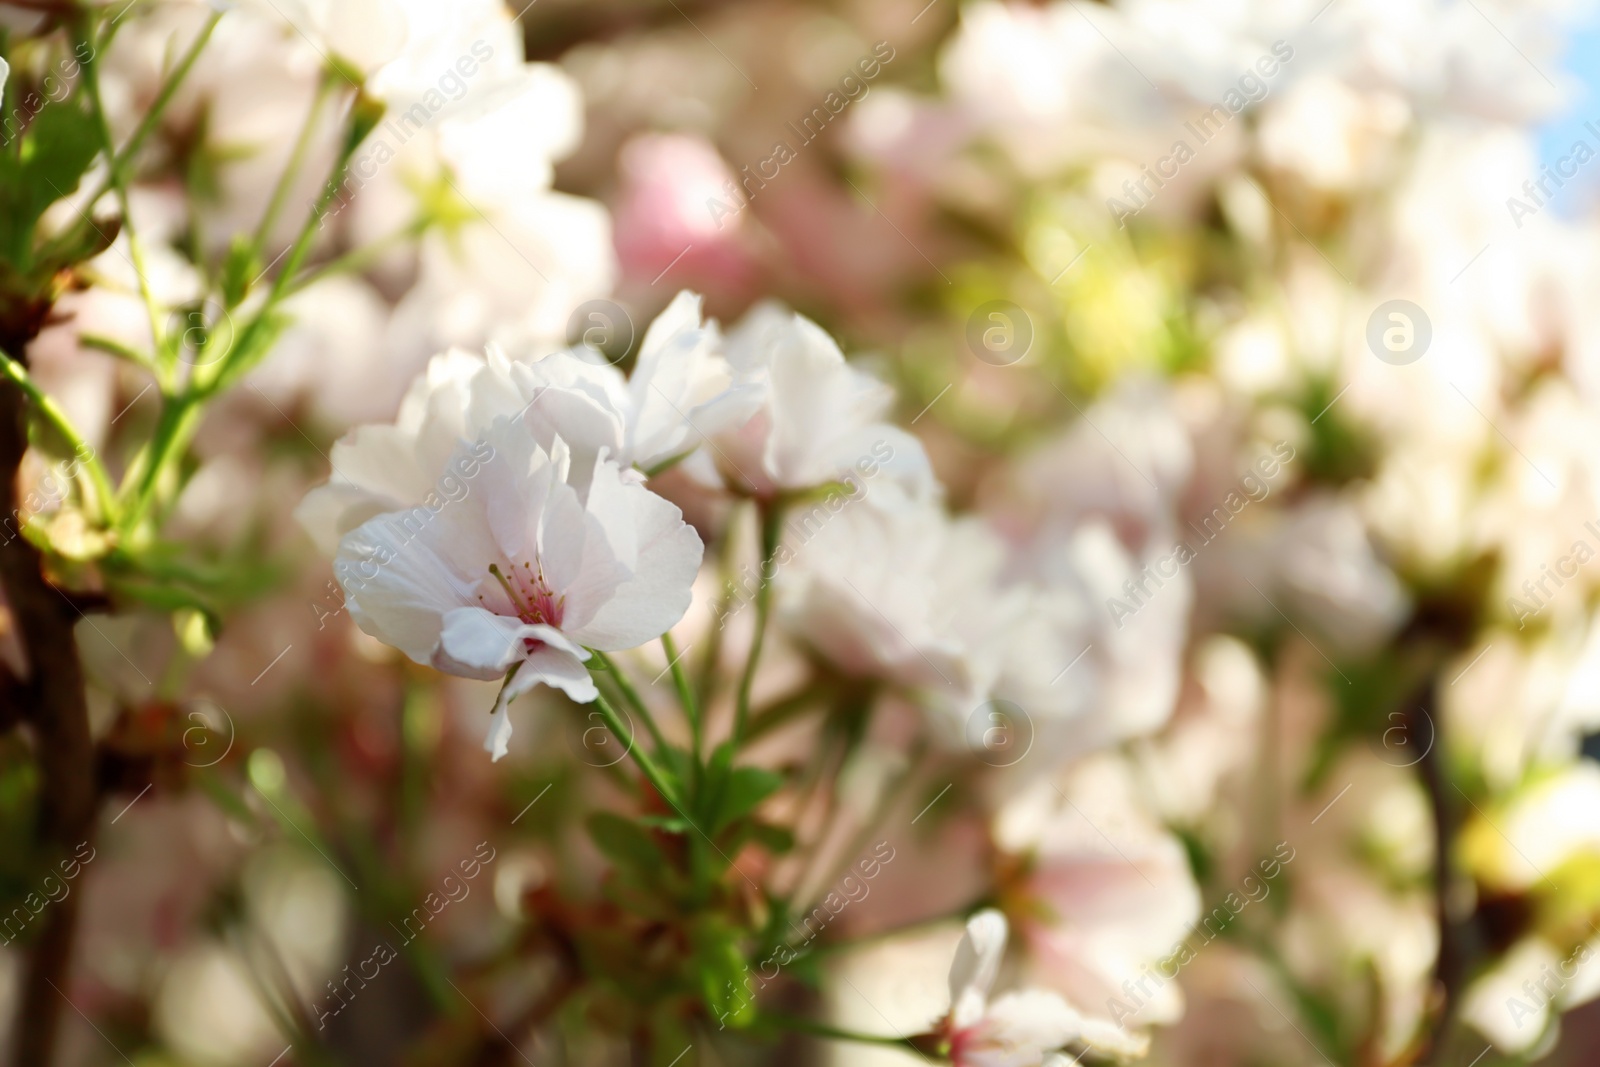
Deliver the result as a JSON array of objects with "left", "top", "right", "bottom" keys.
[{"left": 482, "top": 561, "right": 565, "bottom": 635}]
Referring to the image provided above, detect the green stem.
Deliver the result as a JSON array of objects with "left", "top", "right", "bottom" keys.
[
  {"left": 80, "top": 10, "right": 224, "bottom": 212},
  {"left": 695, "top": 541, "right": 733, "bottom": 712},
  {"left": 744, "top": 683, "right": 831, "bottom": 742},
  {"left": 117, "top": 394, "right": 200, "bottom": 537},
  {"left": 591, "top": 649, "right": 670, "bottom": 756},
  {"left": 734, "top": 501, "right": 784, "bottom": 744},
  {"left": 282, "top": 217, "right": 425, "bottom": 297},
  {"left": 79, "top": 333, "right": 156, "bottom": 372},
  {"left": 590, "top": 691, "right": 679, "bottom": 807},
  {"left": 253, "top": 74, "right": 333, "bottom": 256},
  {"left": 119, "top": 88, "right": 375, "bottom": 536},
  {"left": 661, "top": 632, "right": 701, "bottom": 760},
  {"left": 73, "top": 14, "right": 170, "bottom": 371},
  {"left": 198, "top": 107, "right": 363, "bottom": 398},
  {"left": 758, "top": 1014, "right": 924, "bottom": 1052},
  {"left": 228, "top": 923, "right": 345, "bottom": 1067},
  {"left": 0, "top": 350, "right": 116, "bottom": 522}
]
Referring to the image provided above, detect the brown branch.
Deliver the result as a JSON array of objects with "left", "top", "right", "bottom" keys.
[
  {"left": 0, "top": 663, "right": 22, "bottom": 731},
  {"left": 0, "top": 340, "right": 100, "bottom": 1067},
  {"left": 519, "top": 0, "right": 749, "bottom": 62},
  {"left": 1412, "top": 680, "right": 1463, "bottom": 1066}
]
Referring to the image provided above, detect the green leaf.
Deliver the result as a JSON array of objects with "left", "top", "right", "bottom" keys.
[
  {"left": 219, "top": 234, "right": 262, "bottom": 308},
  {"left": 0, "top": 98, "right": 102, "bottom": 270},
  {"left": 697, "top": 741, "right": 735, "bottom": 817},
  {"left": 710, "top": 766, "right": 784, "bottom": 835},
  {"left": 726, "top": 821, "right": 795, "bottom": 856},
  {"left": 205, "top": 307, "right": 292, "bottom": 394},
  {"left": 695, "top": 923, "right": 756, "bottom": 1030},
  {"left": 342, "top": 90, "right": 386, "bottom": 158},
  {"left": 657, "top": 744, "right": 697, "bottom": 795},
  {"left": 587, "top": 812, "right": 666, "bottom": 876}
]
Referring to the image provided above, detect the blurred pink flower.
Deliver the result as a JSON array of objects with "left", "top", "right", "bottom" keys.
[{"left": 613, "top": 132, "right": 754, "bottom": 292}]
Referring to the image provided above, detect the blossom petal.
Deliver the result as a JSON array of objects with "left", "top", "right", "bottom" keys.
[
  {"left": 483, "top": 644, "right": 599, "bottom": 762},
  {"left": 569, "top": 458, "right": 704, "bottom": 649},
  {"left": 625, "top": 290, "right": 758, "bottom": 467},
  {"left": 337, "top": 512, "right": 483, "bottom": 665},
  {"left": 764, "top": 314, "right": 891, "bottom": 486},
  {"left": 435, "top": 607, "right": 588, "bottom": 678},
  {"left": 960, "top": 990, "right": 1149, "bottom": 1066},
  {"left": 950, "top": 909, "right": 1008, "bottom": 1027},
  {"left": 510, "top": 352, "right": 628, "bottom": 495},
  {"left": 295, "top": 348, "right": 522, "bottom": 554},
  {"left": 485, "top": 700, "right": 516, "bottom": 762}
]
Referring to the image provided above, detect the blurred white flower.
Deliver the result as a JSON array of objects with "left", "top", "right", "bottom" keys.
[
  {"left": 492, "top": 291, "right": 762, "bottom": 482},
  {"left": 102, "top": 2, "right": 334, "bottom": 252},
  {"left": 1269, "top": 494, "right": 1409, "bottom": 655},
  {"left": 299, "top": 0, "right": 615, "bottom": 367},
  {"left": 997, "top": 521, "right": 1192, "bottom": 762},
  {"left": 780, "top": 494, "right": 1022, "bottom": 723},
  {"left": 242, "top": 0, "right": 407, "bottom": 73},
  {"left": 1133, "top": 635, "right": 1265, "bottom": 821},
  {"left": 357, "top": 0, "right": 585, "bottom": 207},
  {"left": 1466, "top": 762, "right": 1600, "bottom": 892},
  {"left": 1257, "top": 76, "right": 1408, "bottom": 192},
  {"left": 381, "top": 192, "right": 615, "bottom": 375},
  {"left": 994, "top": 757, "right": 1202, "bottom": 1032},
  {"left": 939, "top": 909, "right": 1146, "bottom": 1066},
  {"left": 987, "top": 383, "right": 1195, "bottom": 760},
  {"left": 246, "top": 274, "right": 395, "bottom": 429},
  {"left": 696, "top": 302, "right": 934, "bottom": 496},
  {"left": 1459, "top": 937, "right": 1600, "bottom": 1054},
  {"left": 1000, "top": 380, "right": 1192, "bottom": 563}
]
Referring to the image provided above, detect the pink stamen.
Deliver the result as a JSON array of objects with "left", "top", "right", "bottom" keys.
[{"left": 484, "top": 561, "right": 566, "bottom": 652}]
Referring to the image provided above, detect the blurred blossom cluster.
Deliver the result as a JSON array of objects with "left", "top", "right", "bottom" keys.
[{"left": 4, "top": 0, "right": 1600, "bottom": 1065}]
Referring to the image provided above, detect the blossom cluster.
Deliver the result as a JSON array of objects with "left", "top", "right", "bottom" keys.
[{"left": 3, "top": 1, "right": 1600, "bottom": 1066}]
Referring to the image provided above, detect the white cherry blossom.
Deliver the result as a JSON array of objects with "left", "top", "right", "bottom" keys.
[
  {"left": 495, "top": 290, "right": 760, "bottom": 478},
  {"left": 379, "top": 193, "right": 616, "bottom": 376},
  {"left": 294, "top": 345, "right": 526, "bottom": 555},
  {"left": 690, "top": 302, "right": 935, "bottom": 496},
  {"left": 332, "top": 417, "right": 703, "bottom": 760},
  {"left": 296, "top": 291, "right": 756, "bottom": 553}
]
